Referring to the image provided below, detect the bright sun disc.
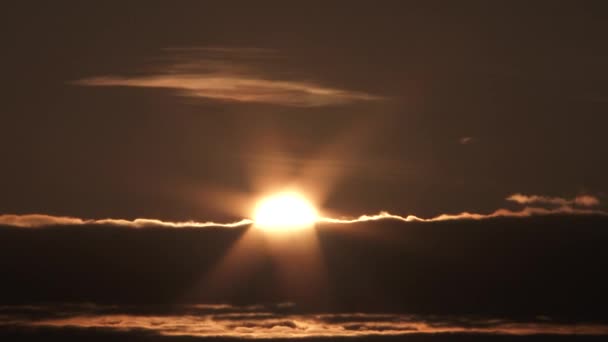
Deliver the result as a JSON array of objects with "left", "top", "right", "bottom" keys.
[{"left": 253, "top": 192, "right": 318, "bottom": 230}]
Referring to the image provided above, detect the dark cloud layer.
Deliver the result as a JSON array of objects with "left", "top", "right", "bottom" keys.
[
  {"left": 2, "top": 327, "right": 607, "bottom": 342},
  {"left": 1, "top": 216, "right": 607, "bottom": 323}
]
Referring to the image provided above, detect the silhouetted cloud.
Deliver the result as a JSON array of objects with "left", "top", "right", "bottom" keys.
[{"left": 74, "top": 47, "right": 382, "bottom": 107}]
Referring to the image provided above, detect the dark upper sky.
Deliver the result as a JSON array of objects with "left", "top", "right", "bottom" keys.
[{"left": 2, "top": 1, "right": 608, "bottom": 222}]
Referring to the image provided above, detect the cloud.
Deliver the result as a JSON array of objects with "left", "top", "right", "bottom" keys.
[
  {"left": 459, "top": 136, "right": 475, "bottom": 144},
  {"left": 320, "top": 205, "right": 605, "bottom": 224},
  {"left": 574, "top": 194, "right": 601, "bottom": 207},
  {"left": 427, "top": 205, "right": 603, "bottom": 221},
  {"left": 1, "top": 193, "right": 604, "bottom": 229},
  {"left": 74, "top": 47, "right": 382, "bottom": 107},
  {"left": 1, "top": 303, "right": 607, "bottom": 338},
  {"left": 507, "top": 193, "right": 600, "bottom": 207},
  {"left": 0, "top": 214, "right": 251, "bottom": 229},
  {"left": 321, "top": 193, "right": 605, "bottom": 224},
  {"left": 319, "top": 211, "right": 421, "bottom": 224}
]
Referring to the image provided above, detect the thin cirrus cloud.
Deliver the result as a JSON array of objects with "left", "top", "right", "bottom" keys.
[
  {"left": 0, "top": 193, "right": 603, "bottom": 229},
  {"left": 74, "top": 47, "right": 382, "bottom": 107},
  {"left": 1, "top": 303, "right": 607, "bottom": 338},
  {"left": 506, "top": 193, "right": 600, "bottom": 207}
]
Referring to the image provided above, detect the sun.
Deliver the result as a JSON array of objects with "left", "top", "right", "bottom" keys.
[{"left": 253, "top": 192, "right": 319, "bottom": 230}]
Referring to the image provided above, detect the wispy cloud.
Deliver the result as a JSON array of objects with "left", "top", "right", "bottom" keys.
[
  {"left": 74, "top": 47, "right": 382, "bottom": 107},
  {"left": 507, "top": 193, "right": 600, "bottom": 207},
  {"left": 321, "top": 205, "right": 605, "bottom": 224},
  {"left": 324, "top": 193, "right": 604, "bottom": 224},
  {"left": 1, "top": 303, "right": 606, "bottom": 338},
  {"left": 459, "top": 136, "right": 475, "bottom": 145},
  {"left": 1, "top": 194, "right": 603, "bottom": 229},
  {"left": 0, "top": 214, "right": 251, "bottom": 229}
]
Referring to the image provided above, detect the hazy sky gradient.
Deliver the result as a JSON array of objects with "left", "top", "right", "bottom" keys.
[{"left": 2, "top": 1, "right": 607, "bottom": 223}]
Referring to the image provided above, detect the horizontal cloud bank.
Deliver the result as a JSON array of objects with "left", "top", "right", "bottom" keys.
[
  {"left": 1, "top": 303, "right": 606, "bottom": 338},
  {"left": 74, "top": 47, "right": 382, "bottom": 107},
  {"left": 0, "top": 214, "right": 251, "bottom": 229},
  {"left": 0, "top": 194, "right": 604, "bottom": 229}
]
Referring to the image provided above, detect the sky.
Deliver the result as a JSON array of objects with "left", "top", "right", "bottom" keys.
[{"left": 1, "top": 1, "right": 608, "bottom": 341}]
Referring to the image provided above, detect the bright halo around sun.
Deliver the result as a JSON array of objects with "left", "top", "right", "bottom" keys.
[{"left": 253, "top": 192, "right": 319, "bottom": 231}]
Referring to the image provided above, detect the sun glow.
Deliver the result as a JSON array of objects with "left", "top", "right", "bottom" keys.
[{"left": 253, "top": 192, "right": 318, "bottom": 230}]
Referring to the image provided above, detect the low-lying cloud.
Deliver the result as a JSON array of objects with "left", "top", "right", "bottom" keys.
[
  {"left": 74, "top": 47, "right": 382, "bottom": 107},
  {"left": 1, "top": 303, "right": 606, "bottom": 338}
]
